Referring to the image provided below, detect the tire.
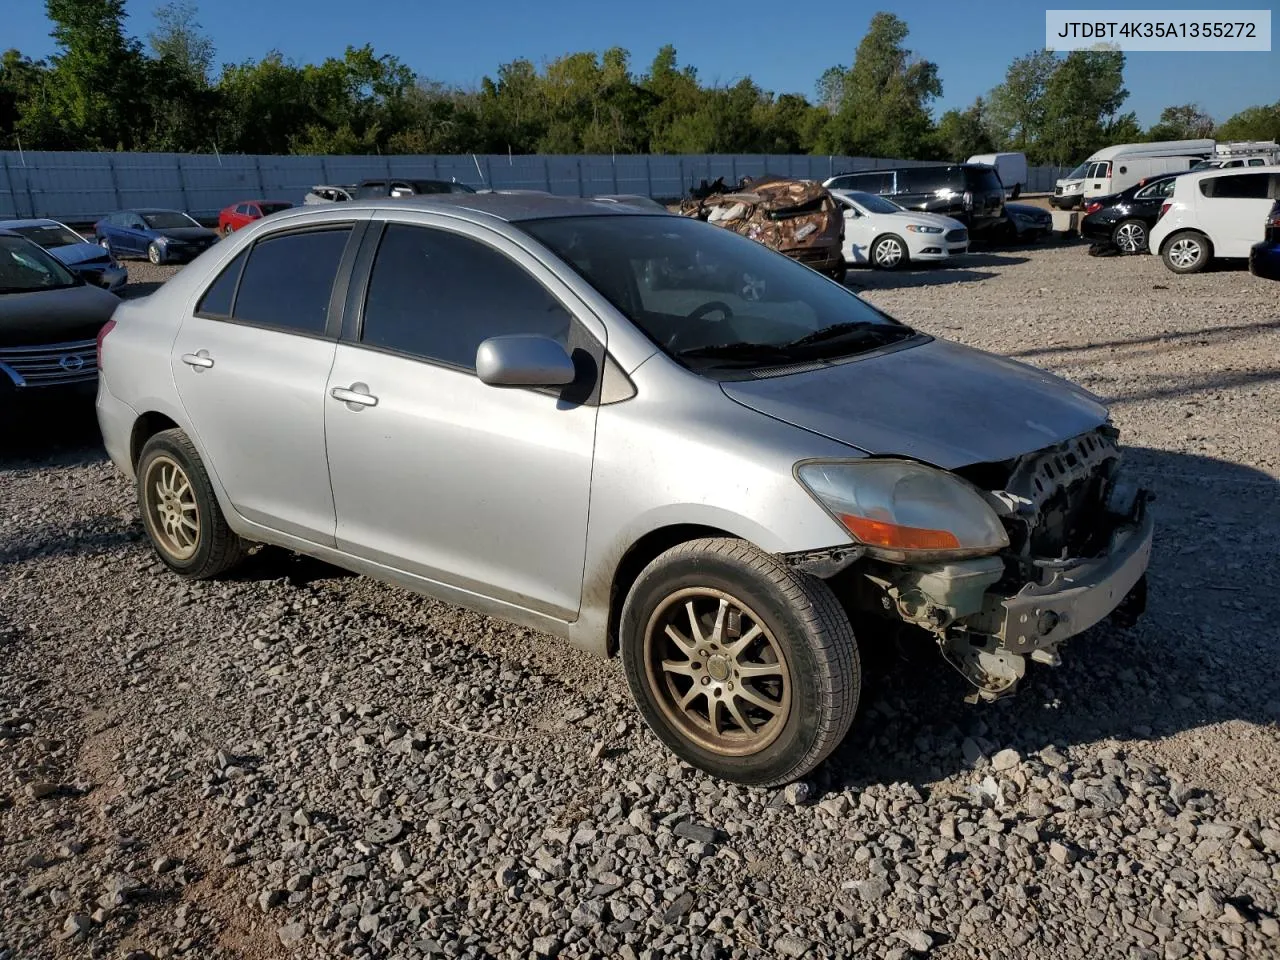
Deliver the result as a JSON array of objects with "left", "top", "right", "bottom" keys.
[
  {"left": 136, "top": 428, "right": 248, "bottom": 579},
  {"left": 619, "top": 538, "right": 860, "bottom": 787},
  {"left": 826, "top": 263, "right": 848, "bottom": 285},
  {"left": 871, "top": 234, "right": 908, "bottom": 270},
  {"left": 1162, "top": 231, "right": 1211, "bottom": 274},
  {"left": 147, "top": 242, "right": 163, "bottom": 265},
  {"left": 1112, "top": 218, "right": 1148, "bottom": 254}
]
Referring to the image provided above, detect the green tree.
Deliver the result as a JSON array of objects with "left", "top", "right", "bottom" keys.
[
  {"left": 148, "top": 0, "right": 213, "bottom": 86},
  {"left": 933, "top": 98, "right": 994, "bottom": 161},
  {"left": 819, "top": 12, "right": 942, "bottom": 158},
  {"left": 985, "top": 50, "right": 1056, "bottom": 157},
  {"left": 1146, "top": 103, "right": 1214, "bottom": 141},
  {"left": 1038, "top": 49, "right": 1129, "bottom": 165},
  {"left": 1214, "top": 101, "right": 1280, "bottom": 142},
  {"left": 0, "top": 50, "right": 51, "bottom": 147}
]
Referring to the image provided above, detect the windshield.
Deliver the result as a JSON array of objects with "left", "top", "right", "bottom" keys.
[
  {"left": 845, "top": 192, "right": 903, "bottom": 215},
  {"left": 259, "top": 202, "right": 292, "bottom": 214},
  {"left": 521, "top": 215, "right": 913, "bottom": 372},
  {"left": 0, "top": 235, "right": 79, "bottom": 292},
  {"left": 11, "top": 222, "right": 84, "bottom": 248},
  {"left": 143, "top": 211, "right": 199, "bottom": 229},
  {"left": 1065, "top": 162, "right": 1090, "bottom": 180}
]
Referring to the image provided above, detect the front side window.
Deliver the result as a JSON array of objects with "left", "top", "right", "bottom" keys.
[
  {"left": 231, "top": 228, "right": 351, "bottom": 334},
  {"left": 360, "top": 224, "right": 574, "bottom": 369},
  {"left": 522, "top": 214, "right": 913, "bottom": 376},
  {"left": 0, "top": 236, "right": 78, "bottom": 292},
  {"left": 143, "top": 211, "right": 200, "bottom": 229},
  {"left": 1135, "top": 178, "right": 1176, "bottom": 200},
  {"left": 1200, "top": 173, "right": 1269, "bottom": 199}
]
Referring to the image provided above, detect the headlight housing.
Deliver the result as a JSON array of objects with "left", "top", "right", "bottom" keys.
[
  {"left": 795, "top": 459, "right": 1009, "bottom": 562},
  {"left": 905, "top": 224, "right": 943, "bottom": 234}
]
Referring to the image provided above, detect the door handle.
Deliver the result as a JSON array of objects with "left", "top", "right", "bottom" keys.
[
  {"left": 330, "top": 383, "right": 378, "bottom": 408},
  {"left": 181, "top": 351, "right": 214, "bottom": 369}
]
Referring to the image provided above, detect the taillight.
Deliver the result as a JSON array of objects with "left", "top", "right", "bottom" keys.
[
  {"left": 1159, "top": 202, "right": 1171, "bottom": 220},
  {"left": 1085, "top": 202, "right": 1102, "bottom": 215},
  {"left": 96, "top": 318, "right": 117, "bottom": 369},
  {"left": 1268, "top": 211, "right": 1280, "bottom": 228}
]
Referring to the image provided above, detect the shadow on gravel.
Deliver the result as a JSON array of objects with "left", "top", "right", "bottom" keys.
[
  {"left": 0, "top": 396, "right": 105, "bottom": 471},
  {"left": 824, "top": 446, "right": 1280, "bottom": 793},
  {"left": 0, "top": 519, "right": 137, "bottom": 566},
  {"left": 1008, "top": 317, "right": 1280, "bottom": 361},
  {"left": 847, "top": 255, "right": 1031, "bottom": 292}
]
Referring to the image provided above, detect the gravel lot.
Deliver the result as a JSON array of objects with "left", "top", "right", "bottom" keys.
[{"left": 3, "top": 241, "right": 1279, "bottom": 960}]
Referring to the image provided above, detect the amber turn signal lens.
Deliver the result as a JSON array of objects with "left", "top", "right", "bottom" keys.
[{"left": 838, "top": 514, "right": 961, "bottom": 551}]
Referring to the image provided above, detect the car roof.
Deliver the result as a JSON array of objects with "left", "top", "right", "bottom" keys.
[
  {"left": 0, "top": 217, "right": 60, "bottom": 228},
  {"left": 1174, "top": 164, "right": 1280, "bottom": 185},
  {"left": 275, "top": 193, "right": 658, "bottom": 223}
]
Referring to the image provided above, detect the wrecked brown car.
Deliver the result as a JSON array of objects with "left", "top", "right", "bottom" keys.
[{"left": 680, "top": 175, "right": 846, "bottom": 282}]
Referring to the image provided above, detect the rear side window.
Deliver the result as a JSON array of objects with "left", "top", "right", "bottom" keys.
[
  {"left": 963, "top": 166, "right": 1003, "bottom": 193},
  {"left": 360, "top": 223, "right": 573, "bottom": 369},
  {"left": 831, "top": 172, "right": 893, "bottom": 194},
  {"left": 1199, "top": 173, "right": 1270, "bottom": 199},
  {"left": 231, "top": 228, "right": 351, "bottom": 335},
  {"left": 195, "top": 249, "right": 248, "bottom": 317}
]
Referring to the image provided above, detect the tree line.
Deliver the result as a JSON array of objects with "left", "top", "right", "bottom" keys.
[{"left": 3, "top": 0, "right": 1278, "bottom": 169}]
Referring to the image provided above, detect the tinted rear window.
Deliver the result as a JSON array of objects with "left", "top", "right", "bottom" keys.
[
  {"left": 231, "top": 228, "right": 351, "bottom": 334},
  {"left": 963, "top": 166, "right": 1004, "bottom": 192},
  {"left": 1198, "top": 173, "right": 1273, "bottom": 200}
]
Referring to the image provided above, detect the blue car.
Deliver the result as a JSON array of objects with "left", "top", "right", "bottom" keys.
[
  {"left": 94, "top": 208, "right": 219, "bottom": 265},
  {"left": 1249, "top": 200, "right": 1280, "bottom": 282},
  {"left": 0, "top": 218, "right": 128, "bottom": 291}
]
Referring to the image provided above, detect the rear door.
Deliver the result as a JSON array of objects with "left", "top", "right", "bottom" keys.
[
  {"left": 1198, "top": 172, "right": 1277, "bottom": 256},
  {"left": 170, "top": 215, "right": 369, "bottom": 544},
  {"left": 323, "top": 215, "right": 604, "bottom": 619}
]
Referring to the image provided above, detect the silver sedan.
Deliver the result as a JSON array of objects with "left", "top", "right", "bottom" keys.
[{"left": 96, "top": 194, "right": 1152, "bottom": 786}]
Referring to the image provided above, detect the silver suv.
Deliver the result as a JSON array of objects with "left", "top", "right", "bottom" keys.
[{"left": 97, "top": 195, "right": 1153, "bottom": 786}]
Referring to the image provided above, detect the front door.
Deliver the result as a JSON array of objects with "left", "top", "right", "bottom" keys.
[
  {"left": 324, "top": 219, "right": 603, "bottom": 620},
  {"left": 171, "top": 222, "right": 362, "bottom": 544}
]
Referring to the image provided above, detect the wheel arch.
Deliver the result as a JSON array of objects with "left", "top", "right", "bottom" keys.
[
  {"left": 130, "top": 410, "right": 182, "bottom": 468},
  {"left": 1159, "top": 227, "right": 1212, "bottom": 256}
]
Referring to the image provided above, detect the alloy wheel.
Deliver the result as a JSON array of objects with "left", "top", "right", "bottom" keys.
[
  {"left": 875, "top": 238, "right": 903, "bottom": 267},
  {"left": 643, "top": 588, "right": 792, "bottom": 757},
  {"left": 143, "top": 454, "right": 200, "bottom": 561},
  {"left": 1115, "top": 222, "right": 1146, "bottom": 253},
  {"left": 1169, "top": 237, "right": 1202, "bottom": 268}
]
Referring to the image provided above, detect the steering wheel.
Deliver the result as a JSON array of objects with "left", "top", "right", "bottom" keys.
[{"left": 666, "top": 300, "right": 735, "bottom": 351}]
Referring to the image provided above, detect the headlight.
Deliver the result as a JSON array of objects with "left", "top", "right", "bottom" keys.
[
  {"left": 795, "top": 460, "right": 1009, "bottom": 562},
  {"left": 905, "top": 224, "right": 943, "bottom": 234}
]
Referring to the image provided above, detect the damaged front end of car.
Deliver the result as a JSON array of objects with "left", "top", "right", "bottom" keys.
[
  {"left": 790, "top": 425, "right": 1154, "bottom": 701},
  {"left": 680, "top": 176, "right": 845, "bottom": 278}
]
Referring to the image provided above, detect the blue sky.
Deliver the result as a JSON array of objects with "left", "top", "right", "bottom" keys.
[{"left": 7, "top": 0, "right": 1277, "bottom": 126}]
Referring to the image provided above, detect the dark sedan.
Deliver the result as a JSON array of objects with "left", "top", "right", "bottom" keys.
[
  {"left": 1249, "top": 200, "right": 1280, "bottom": 281},
  {"left": 94, "top": 208, "right": 219, "bottom": 265},
  {"left": 0, "top": 230, "right": 120, "bottom": 406},
  {"left": 0, "top": 217, "right": 128, "bottom": 291},
  {"left": 1080, "top": 173, "right": 1185, "bottom": 254}
]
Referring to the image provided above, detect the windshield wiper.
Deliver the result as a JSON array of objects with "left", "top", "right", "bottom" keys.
[
  {"left": 785, "top": 321, "right": 913, "bottom": 349},
  {"left": 674, "top": 341, "right": 797, "bottom": 363}
]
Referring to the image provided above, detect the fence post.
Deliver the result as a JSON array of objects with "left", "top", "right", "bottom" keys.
[
  {"left": 320, "top": 156, "right": 331, "bottom": 184},
  {"left": 106, "top": 154, "right": 123, "bottom": 214},
  {"left": 678, "top": 157, "right": 684, "bottom": 195},
  {"left": 611, "top": 156, "right": 618, "bottom": 193},
  {"left": 484, "top": 156, "right": 494, "bottom": 189},
  {"left": 0, "top": 153, "right": 15, "bottom": 218},
  {"left": 543, "top": 157, "right": 552, "bottom": 193},
  {"left": 254, "top": 155, "right": 266, "bottom": 195},
  {"left": 176, "top": 155, "right": 190, "bottom": 214},
  {"left": 575, "top": 159, "right": 583, "bottom": 197},
  {"left": 645, "top": 156, "right": 652, "bottom": 198}
]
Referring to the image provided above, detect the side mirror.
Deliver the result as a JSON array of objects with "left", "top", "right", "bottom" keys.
[
  {"left": 842, "top": 208, "right": 858, "bottom": 219},
  {"left": 476, "top": 335, "right": 576, "bottom": 388}
]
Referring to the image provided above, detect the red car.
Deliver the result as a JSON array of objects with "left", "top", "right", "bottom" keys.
[{"left": 218, "top": 200, "right": 293, "bottom": 235}]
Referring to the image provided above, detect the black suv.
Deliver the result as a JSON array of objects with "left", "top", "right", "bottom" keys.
[
  {"left": 354, "top": 179, "right": 477, "bottom": 199},
  {"left": 824, "top": 164, "right": 1006, "bottom": 236}
]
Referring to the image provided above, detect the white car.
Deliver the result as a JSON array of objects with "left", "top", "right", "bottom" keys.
[
  {"left": 829, "top": 190, "right": 968, "bottom": 270},
  {"left": 1149, "top": 166, "right": 1280, "bottom": 274}
]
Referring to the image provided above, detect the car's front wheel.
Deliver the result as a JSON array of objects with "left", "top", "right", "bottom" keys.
[
  {"left": 871, "top": 234, "right": 908, "bottom": 270},
  {"left": 1112, "top": 218, "right": 1148, "bottom": 254},
  {"left": 620, "top": 538, "right": 860, "bottom": 786},
  {"left": 147, "top": 242, "right": 163, "bottom": 265},
  {"left": 137, "top": 429, "right": 248, "bottom": 579},
  {"left": 1162, "top": 231, "right": 1211, "bottom": 274}
]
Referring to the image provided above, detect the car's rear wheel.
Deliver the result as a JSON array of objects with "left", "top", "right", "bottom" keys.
[
  {"left": 871, "top": 234, "right": 907, "bottom": 270},
  {"left": 137, "top": 429, "right": 247, "bottom": 579},
  {"left": 620, "top": 538, "right": 860, "bottom": 786},
  {"left": 1162, "top": 231, "right": 1211, "bottom": 274},
  {"left": 1112, "top": 219, "right": 1148, "bottom": 254},
  {"left": 147, "top": 242, "right": 163, "bottom": 265}
]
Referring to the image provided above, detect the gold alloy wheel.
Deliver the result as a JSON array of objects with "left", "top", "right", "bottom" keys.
[
  {"left": 643, "top": 588, "right": 792, "bottom": 756},
  {"left": 143, "top": 454, "right": 200, "bottom": 561}
]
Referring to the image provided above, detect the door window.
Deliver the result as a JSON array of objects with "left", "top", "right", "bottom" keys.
[
  {"left": 1200, "top": 173, "right": 1269, "bottom": 199},
  {"left": 231, "top": 228, "right": 351, "bottom": 335},
  {"left": 1135, "top": 178, "right": 1177, "bottom": 200},
  {"left": 1086, "top": 161, "right": 1110, "bottom": 180},
  {"left": 359, "top": 224, "right": 575, "bottom": 369}
]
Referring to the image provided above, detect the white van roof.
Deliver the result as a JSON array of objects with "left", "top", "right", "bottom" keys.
[
  {"left": 1087, "top": 139, "right": 1215, "bottom": 162},
  {"left": 966, "top": 152, "right": 1025, "bottom": 164}
]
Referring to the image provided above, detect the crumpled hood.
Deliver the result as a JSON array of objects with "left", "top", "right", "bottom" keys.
[
  {"left": 720, "top": 337, "right": 1110, "bottom": 470},
  {"left": 49, "top": 242, "right": 112, "bottom": 266}
]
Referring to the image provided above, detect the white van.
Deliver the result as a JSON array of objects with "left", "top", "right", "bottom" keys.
[
  {"left": 1053, "top": 139, "right": 1215, "bottom": 208},
  {"left": 967, "top": 152, "right": 1028, "bottom": 198},
  {"left": 1149, "top": 166, "right": 1280, "bottom": 273}
]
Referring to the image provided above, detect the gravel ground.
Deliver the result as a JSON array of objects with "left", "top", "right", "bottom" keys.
[{"left": 3, "top": 241, "right": 1279, "bottom": 960}]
